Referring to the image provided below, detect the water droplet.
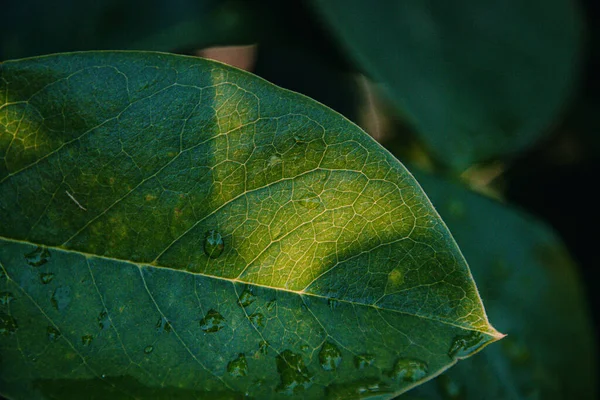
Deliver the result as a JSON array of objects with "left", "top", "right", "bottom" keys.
[
  {"left": 155, "top": 317, "right": 172, "bottom": 333},
  {"left": 40, "top": 273, "right": 55, "bottom": 284},
  {"left": 81, "top": 335, "right": 93, "bottom": 346},
  {"left": 326, "top": 379, "right": 391, "bottom": 399},
  {"left": 300, "top": 304, "right": 308, "bottom": 312},
  {"left": 389, "top": 358, "right": 428, "bottom": 382},
  {"left": 354, "top": 354, "right": 375, "bottom": 369},
  {"left": 501, "top": 337, "right": 531, "bottom": 366},
  {"left": 268, "top": 154, "right": 283, "bottom": 167},
  {"left": 297, "top": 196, "right": 321, "bottom": 210},
  {"left": 327, "top": 298, "right": 339, "bottom": 310},
  {"left": 387, "top": 268, "right": 404, "bottom": 291},
  {"left": 300, "top": 344, "right": 310, "bottom": 352},
  {"left": 266, "top": 299, "right": 277, "bottom": 312},
  {"left": 437, "top": 374, "right": 465, "bottom": 399},
  {"left": 319, "top": 341, "right": 342, "bottom": 371},
  {"left": 276, "top": 350, "right": 313, "bottom": 394},
  {"left": 98, "top": 311, "right": 110, "bottom": 330},
  {"left": 204, "top": 230, "right": 224, "bottom": 259},
  {"left": 248, "top": 312, "right": 264, "bottom": 327},
  {"left": 144, "top": 345, "right": 154, "bottom": 354},
  {"left": 227, "top": 353, "right": 248, "bottom": 377},
  {"left": 237, "top": 288, "right": 256, "bottom": 308},
  {"left": 259, "top": 340, "right": 269, "bottom": 355},
  {"left": 448, "top": 331, "right": 486, "bottom": 359},
  {"left": 50, "top": 286, "right": 72, "bottom": 312},
  {"left": 199, "top": 309, "right": 225, "bottom": 333},
  {"left": 47, "top": 326, "right": 61, "bottom": 342},
  {"left": 0, "top": 292, "right": 15, "bottom": 305},
  {"left": 0, "top": 312, "right": 18, "bottom": 335},
  {"left": 24, "top": 246, "right": 51, "bottom": 267}
]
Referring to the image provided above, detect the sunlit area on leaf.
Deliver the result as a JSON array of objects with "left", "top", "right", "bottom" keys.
[{"left": 1, "top": 1, "right": 598, "bottom": 399}]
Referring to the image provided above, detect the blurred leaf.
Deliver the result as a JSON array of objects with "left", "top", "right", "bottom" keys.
[
  {"left": 310, "top": 0, "right": 582, "bottom": 171},
  {"left": 0, "top": 0, "right": 255, "bottom": 60},
  {"left": 404, "top": 172, "right": 597, "bottom": 399},
  {"left": 0, "top": 52, "right": 501, "bottom": 399}
]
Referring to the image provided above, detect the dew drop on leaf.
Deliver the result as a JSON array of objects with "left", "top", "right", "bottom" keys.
[
  {"left": 297, "top": 195, "right": 321, "bottom": 210},
  {"left": 354, "top": 354, "right": 375, "bottom": 369},
  {"left": 50, "top": 286, "right": 72, "bottom": 312},
  {"left": 389, "top": 358, "right": 428, "bottom": 382},
  {"left": 0, "top": 292, "right": 15, "bottom": 305},
  {"left": 227, "top": 353, "right": 248, "bottom": 377},
  {"left": 199, "top": 309, "right": 225, "bottom": 333},
  {"left": 97, "top": 311, "right": 110, "bottom": 330},
  {"left": 387, "top": 268, "right": 404, "bottom": 291},
  {"left": 300, "top": 344, "right": 310, "bottom": 352},
  {"left": 204, "top": 230, "right": 224, "bottom": 259},
  {"left": 268, "top": 154, "right": 282, "bottom": 167},
  {"left": 326, "top": 378, "right": 391, "bottom": 399},
  {"left": 46, "top": 326, "right": 61, "bottom": 342},
  {"left": 259, "top": 340, "right": 269, "bottom": 355},
  {"left": 266, "top": 299, "right": 277, "bottom": 312},
  {"left": 144, "top": 345, "right": 154, "bottom": 354},
  {"left": 238, "top": 288, "right": 256, "bottom": 308},
  {"left": 155, "top": 317, "right": 172, "bottom": 333},
  {"left": 24, "top": 246, "right": 50, "bottom": 267},
  {"left": 39, "top": 273, "right": 55, "bottom": 284},
  {"left": 0, "top": 312, "right": 18, "bottom": 335},
  {"left": 81, "top": 335, "right": 93, "bottom": 346},
  {"left": 448, "top": 331, "right": 486, "bottom": 359},
  {"left": 327, "top": 298, "right": 339, "bottom": 310},
  {"left": 276, "top": 350, "right": 313, "bottom": 394},
  {"left": 248, "top": 312, "right": 264, "bottom": 327},
  {"left": 319, "top": 341, "right": 343, "bottom": 371}
]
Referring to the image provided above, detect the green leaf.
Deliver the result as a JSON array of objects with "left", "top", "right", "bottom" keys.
[
  {"left": 310, "top": 0, "right": 582, "bottom": 170},
  {"left": 0, "top": 52, "right": 501, "bottom": 399},
  {"left": 0, "top": 0, "right": 254, "bottom": 60},
  {"left": 405, "top": 173, "right": 597, "bottom": 399}
]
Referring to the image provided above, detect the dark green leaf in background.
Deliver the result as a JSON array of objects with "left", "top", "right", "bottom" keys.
[
  {"left": 403, "top": 173, "right": 597, "bottom": 399},
  {"left": 310, "top": 0, "right": 582, "bottom": 170},
  {"left": 0, "top": 0, "right": 255, "bottom": 61},
  {"left": 0, "top": 52, "right": 500, "bottom": 399}
]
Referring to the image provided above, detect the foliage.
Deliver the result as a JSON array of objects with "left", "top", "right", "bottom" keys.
[{"left": 0, "top": 1, "right": 597, "bottom": 399}]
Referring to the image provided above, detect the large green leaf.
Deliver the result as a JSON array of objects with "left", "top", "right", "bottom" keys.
[
  {"left": 403, "top": 173, "right": 597, "bottom": 399},
  {"left": 0, "top": 52, "right": 501, "bottom": 399},
  {"left": 310, "top": 0, "right": 582, "bottom": 170}
]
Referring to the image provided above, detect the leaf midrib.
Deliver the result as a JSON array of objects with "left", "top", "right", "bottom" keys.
[{"left": 0, "top": 234, "right": 495, "bottom": 336}]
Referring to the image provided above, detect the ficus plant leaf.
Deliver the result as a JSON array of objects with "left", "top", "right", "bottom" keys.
[
  {"left": 0, "top": 52, "right": 501, "bottom": 399},
  {"left": 310, "top": 0, "right": 582, "bottom": 171}
]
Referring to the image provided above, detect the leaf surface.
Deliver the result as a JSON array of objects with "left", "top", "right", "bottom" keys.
[
  {"left": 404, "top": 173, "right": 597, "bottom": 399},
  {"left": 310, "top": 0, "right": 582, "bottom": 170},
  {"left": 0, "top": 52, "right": 500, "bottom": 399}
]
